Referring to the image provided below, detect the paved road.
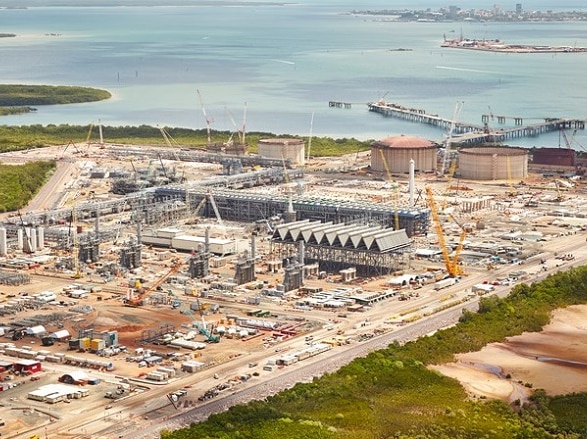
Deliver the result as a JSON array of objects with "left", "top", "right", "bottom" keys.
[
  {"left": 104, "top": 232, "right": 587, "bottom": 439},
  {"left": 36, "top": 231, "right": 587, "bottom": 439}
]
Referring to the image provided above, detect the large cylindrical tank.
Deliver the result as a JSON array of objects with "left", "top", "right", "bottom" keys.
[
  {"left": 371, "top": 135, "right": 437, "bottom": 174},
  {"left": 258, "top": 138, "right": 305, "bottom": 166},
  {"left": 531, "top": 147, "right": 575, "bottom": 167},
  {"left": 459, "top": 146, "right": 528, "bottom": 180}
]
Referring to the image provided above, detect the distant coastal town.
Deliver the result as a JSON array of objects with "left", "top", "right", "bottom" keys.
[
  {"left": 351, "top": 4, "right": 587, "bottom": 23},
  {"left": 441, "top": 37, "right": 587, "bottom": 53}
]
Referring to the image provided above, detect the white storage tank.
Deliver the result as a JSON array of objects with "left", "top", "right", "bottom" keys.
[
  {"left": 258, "top": 138, "right": 305, "bottom": 166},
  {"left": 458, "top": 146, "right": 528, "bottom": 180}
]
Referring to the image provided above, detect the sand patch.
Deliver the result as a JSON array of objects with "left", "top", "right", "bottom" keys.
[{"left": 431, "top": 305, "right": 587, "bottom": 401}]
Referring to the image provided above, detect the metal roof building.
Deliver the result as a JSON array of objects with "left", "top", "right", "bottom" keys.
[{"left": 272, "top": 220, "right": 412, "bottom": 276}]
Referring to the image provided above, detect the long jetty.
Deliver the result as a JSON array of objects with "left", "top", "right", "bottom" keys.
[{"left": 367, "top": 101, "right": 585, "bottom": 146}]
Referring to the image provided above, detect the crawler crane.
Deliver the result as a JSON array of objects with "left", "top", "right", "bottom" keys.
[
  {"left": 425, "top": 186, "right": 463, "bottom": 278},
  {"left": 125, "top": 258, "right": 184, "bottom": 306}
]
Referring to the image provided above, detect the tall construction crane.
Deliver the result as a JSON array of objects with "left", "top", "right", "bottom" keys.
[
  {"left": 224, "top": 103, "right": 247, "bottom": 147},
  {"left": 448, "top": 213, "right": 468, "bottom": 275},
  {"left": 378, "top": 149, "right": 400, "bottom": 230},
  {"left": 440, "top": 101, "right": 464, "bottom": 176},
  {"left": 197, "top": 89, "right": 213, "bottom": 146},
  {"left": 425, "top": 186, "right": 462, "bottom": 278}
]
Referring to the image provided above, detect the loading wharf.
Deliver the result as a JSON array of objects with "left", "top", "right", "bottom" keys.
[{"left": 367, "top": 101, "right": 586, "bottom": 146}]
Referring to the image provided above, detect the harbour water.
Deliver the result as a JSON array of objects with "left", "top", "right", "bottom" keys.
[{"left": 1, "top": 0, "right": 587, "bottom": 149}]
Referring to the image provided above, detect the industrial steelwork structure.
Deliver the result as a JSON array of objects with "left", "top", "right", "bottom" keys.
[
  {"left": 154, "top": 187, "right": 430, "bottom": 237},
  {"left": 107, "top": 146, "right": 294, "bottom": 169},
  {"left": 458, "top": 146, "right": 528, "bottom": 180},
  {"left": 371, "top": 135, "right": 438, "bottom": 174},
  {"left": 8, "top": 184, "right": 429, "bottom": 243},
  {"left": 271, "top": 220, "right": 412, "bottom": 277},
  {"left": 258, "top": 138, "right": 305, "bottom": 166}
]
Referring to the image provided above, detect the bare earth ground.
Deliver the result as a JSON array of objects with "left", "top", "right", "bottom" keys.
[{"left": 432, "top": 305, "right": 587, "bottom": 402}]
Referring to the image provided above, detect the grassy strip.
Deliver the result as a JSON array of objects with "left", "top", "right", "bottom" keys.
[
  {"left": 0, "top": 106, "right": 36, "bottom": 116},
  {"left": 0, "top": 124, "right": 372, "bottom": 157},
  {"left": 0, "top": 84, "right": 111, "bottom": 106}
]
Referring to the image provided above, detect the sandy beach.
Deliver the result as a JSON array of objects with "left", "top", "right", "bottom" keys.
[{"left": 432, "top": 305, "right": 587, "bottom": 402}]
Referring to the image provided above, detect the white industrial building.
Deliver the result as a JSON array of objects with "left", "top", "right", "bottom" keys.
[{"left": 141, "top": 228, "right": 237, "bottom": 256}]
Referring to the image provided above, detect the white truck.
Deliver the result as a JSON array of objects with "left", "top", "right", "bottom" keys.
[{"left": 433, "top": 277, "right": 458, "bottom": 291}]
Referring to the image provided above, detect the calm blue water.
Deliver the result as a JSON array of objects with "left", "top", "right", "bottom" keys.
[{"left": 1, "top": 0, "right": 587, "bottom": 150}]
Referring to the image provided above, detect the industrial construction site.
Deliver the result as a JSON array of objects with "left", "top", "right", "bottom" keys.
[{"left": 1, "top": 126, "right": 587, "bottom": 439}]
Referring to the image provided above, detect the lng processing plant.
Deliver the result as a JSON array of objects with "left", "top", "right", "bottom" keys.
[{"left": 1, "top": 107, "right": 587, "bottom": 438}]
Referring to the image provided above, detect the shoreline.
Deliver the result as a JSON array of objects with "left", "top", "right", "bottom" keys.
[{"left": 441, "top": 39, "right": 587, "bottom": 54}]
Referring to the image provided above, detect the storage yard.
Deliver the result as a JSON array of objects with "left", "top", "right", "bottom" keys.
[{"left": 1, "top": 134, "right": 587, "bottom": 438}]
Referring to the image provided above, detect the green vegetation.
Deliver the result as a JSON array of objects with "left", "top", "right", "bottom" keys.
[
  {"left": 0, "top": 106, "right": 36, "bottom": 116},
  {"left": 0, "top": 124, "right": 372, "bottom": 157},
  {"left": 0, "top": 84, "right": 111, "bottom": 107},
  {"left": 163, "top": 267, "right": 587, "bottom": 439},
  {"left": 0, "top": 160, "right": 55, "bottom": 212}
]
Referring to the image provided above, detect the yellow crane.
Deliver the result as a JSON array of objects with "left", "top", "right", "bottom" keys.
[
  {"left": 448, "top": 213, "right": 468, "bottom": 276},
  {"left": 425, "top": 186, "right": 462, "bottom": 277}
]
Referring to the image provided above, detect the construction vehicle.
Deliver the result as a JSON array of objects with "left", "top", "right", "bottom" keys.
[
  {"left": 425, "top": 186, "right": 462, "bottom": 278},
  {"left": 167, "top": 290, "right": 220, "bottom": 343},
  {"left": 198, "top": 314, "right": 220, "bottom": 343},
  {"left": 125, "top": 259, "right": 184, "bottom": 306}
]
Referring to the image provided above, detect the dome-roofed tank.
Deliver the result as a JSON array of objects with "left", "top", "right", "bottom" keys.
[{"left": 371, "top": 135, "right": 438, "bottom": 174}]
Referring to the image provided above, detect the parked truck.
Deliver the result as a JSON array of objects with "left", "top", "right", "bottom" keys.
[{"left": 433, "top": 277, "right": 458, "bottom": 291}]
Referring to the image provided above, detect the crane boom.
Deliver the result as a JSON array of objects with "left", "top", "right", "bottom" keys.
[
  {"left": 196, "top": 89, "right": 212, "bottom": 145},
  {"left": 426, "top": 186, "right": 460, "bottom": 277},
  {"left": 125, "top": 259, "right": 184, "bottom": 306},
  {"left": 441, "top": 101, "right": 464, "bottom": 175},
  {"left": 379, "top": 149, "right": 400, "bottom": 230}
]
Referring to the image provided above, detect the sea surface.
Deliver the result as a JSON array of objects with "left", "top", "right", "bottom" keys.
[{"left": 1, "top": 0, "right": 587, "bottom": 149}]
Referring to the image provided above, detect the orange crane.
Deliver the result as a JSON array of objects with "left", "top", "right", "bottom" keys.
[
  {"left": 425, "top": 186, "right": 462, "bottom": 277},
  {"left": 125, "top": 259, "right": 184, "bottom": 306}
]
